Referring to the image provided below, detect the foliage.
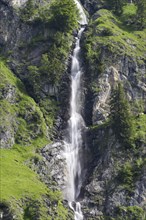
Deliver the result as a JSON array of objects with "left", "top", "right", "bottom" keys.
[
  {"left": 0, "top": 61, "right": 49, "bottom": 147},
  {"left": 28, "top": 31, "right": 73, "bottom": 97},
  {"left": 82, "top": 9, "right": 146, "bottom": 83},
  {"left": 106, "top": 0, "right": 127, "bottom": 15},
  {"left": 114, "top": 205, "right": 145, "bottom": 220},
  {"left": 39, "top": 98, "right": 58, "bottom": 130},
  {"left": 20, "top": 0, "right": 78, "bottom": 108},
  {"left": 49, "top": 0, "right": 79, "bottom": 32},
  {"left": 20, "top": 0, "right": 79, "bottom": 33},
  {"left": 135, "top": 0, "right": 146, "bottom": 29},
  {"left": 39, "top": 51, "right": 65, "bottom": 84},
  {"left": 110, "top": 83, "right": 134, "bottom": 148},
  {"left": 134, "top": 113, "right": 146, "bottom": 145},
  {"left": 0, "top": 61, "right": 70, "bottom": 219},
  {"left": 120, "top": 3, "right": 137, "bottom": 25},
  {"left": 20, "top": 0, "right": 36, "bottom": 22},
  {"left": 117, "top": 158, "right": 146, "bottom": 193}
]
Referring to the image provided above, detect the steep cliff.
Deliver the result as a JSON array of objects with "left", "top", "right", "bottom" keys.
[
  {"left": 0, "top": 0, "right": 146, "bottom": 219},
  {"left": 80, "top": 4, "right": 146, "bottom": 219}
]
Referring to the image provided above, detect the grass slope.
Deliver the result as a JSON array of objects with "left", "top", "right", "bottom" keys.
[
  {"left": 0, "top": 61, "right": 70, "bottom": 219},
  {"left": 0, "top": 148, "right": 47, "bottom": 201},
  {"left": 83, "top": 6, "right": 146, "bottom": 70},
  {"left": 0, "top": 61, "right": 48, "bottom": 146}
]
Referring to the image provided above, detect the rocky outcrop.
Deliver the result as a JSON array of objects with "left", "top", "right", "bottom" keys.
[
  {"left": 81, "top": 0, "right": 107, "bottom": 14},
  {"left": 92, "top": 57, "right": 146, "bottom": 124},
  {"left": 0, "top": 82, "right": 17, "bottom": 148},
  {"left": 82, "top": 9, "right": 146, "bottom": 125},
  {"left": 81, "top": 125, "right": 146, "bottom": 219},
  {"left": 0, "top": 0, "right": 71, "bottom": 101},
  {"left": 36, "top": 142, "right": 67, "bottom": 191}
]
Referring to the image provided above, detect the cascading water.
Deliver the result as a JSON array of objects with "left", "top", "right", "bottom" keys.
[{"left": 64, "top": 1, "right": 87, "bottom": 220}]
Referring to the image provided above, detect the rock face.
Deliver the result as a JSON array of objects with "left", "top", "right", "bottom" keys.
[
  {"left": 0, "top": 0, "right": 47, "bottom": 71},
  {"left": 0, "top": 0, "right": 70, "bottom": 101},
  {"left": 92, "top": 57, "right": 146, "bottom": 125},
  {"left": 79, "top": 8, "right": 146, "bottom": 219},
  {"left": 81, "top": 127, "right": 146, "bottom": 219},
  {"left": 81, "top": 0, "right": 108, "bottom": 14},
  {"left": 37, "top": 142, "right": 67, "bottom": 191},
  {"left": 12, "top": 0, "right": 27, "bottom": 7},
  {"left": 0, "top": 83, "right": 17, "bottom": 148}
]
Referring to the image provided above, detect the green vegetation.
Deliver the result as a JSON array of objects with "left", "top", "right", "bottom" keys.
[
  {"left": 27, "top": 32, "right": 73, "bottom": 102},
  {"left": 20, "top": 0, "right": 35, "bottom": 22},
  {"left": 110, "top": 83, "right": 134, "bottom": 148},
  {"left": 22, "top": 0, "right": 79, "bottom": 104},
  {"left": 1, "top": 0, "right": 145, "bottom": 218},
  {"left": 115, "top": 114, "right": 146, "bottom": 194},
  {"left": 49, "top": 0, "right": 79, "bottom": 32},
  {"left": 0, "top": 61, "right": 48, "bottom": 146},
  {"left": 18, "top": 0, "right": 79, "bottom": 130},
  {"left": 0, "top": 60, "right": 71, "bottom": 219},
  {"left": 1, "top": 0, "right": 80, "bottom": 215},
  {"left": 117, "top": 158, "right": 146, "bottom": 193},
  {"left": 20, "top": 0, "right": 78, "bottom": 99},
  {"left": 82, "top": 8, "right": 146, "bottom": 78},
  {"left": 0, "top": 148, "right": 47, "bottom": 201},
  {"left": 106, "top": 0, "right": 127, "bottom": 15},
  {"left": 114, "top": 205, "right": 145, "bottom": 220},
  {"left": 39, "top": 98, "right": 58, "bottom": 130},
  {"left": 121, "top": 3, "right": 137, "bottom": 25},
  {"left": 21, "top": 0, "right": 79, "bottom": 32},
  {"left": 0, "top": 146, "right": 69, "bottom": 219},
  {"left": 109, "top": 84, "right": 146, "bottom": 148},
  {"left": 105, "top": 0, "right": 146, "bottom": 29},
  {"left": 20, "top": 0, "right": 51, "bottom": 23},
  {"left": 135, "top": 0, "right": 146, "bottom": 29},
  {"left": 134, "top": 113, "right": 146, "bottom": 145}
]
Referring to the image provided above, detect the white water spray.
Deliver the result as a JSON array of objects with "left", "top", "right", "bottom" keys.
[{"left": 64, "top": 1, "right": 87, "bottom": 220}]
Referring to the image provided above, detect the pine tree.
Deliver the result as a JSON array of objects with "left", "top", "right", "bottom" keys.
[
  {"left": 20, "top": 0, "right": 34, "bottom": 22},
  {"left": 106, "top": 0, "right": 127, "bottom": 15},
  {"left": 135, "top": 0, "right": 146, "bottom": 29},
  {"left": 110, "top": 83, "right": 134, "bottom": 148}
]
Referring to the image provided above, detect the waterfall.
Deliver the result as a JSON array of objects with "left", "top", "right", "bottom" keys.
[{"left": 64, "top": 1, "right": 87, "bottom": 220}]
